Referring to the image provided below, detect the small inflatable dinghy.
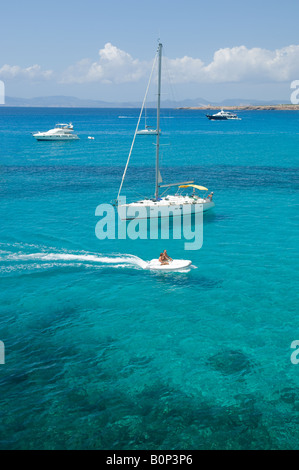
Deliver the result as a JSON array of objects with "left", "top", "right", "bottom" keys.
[{"left": 146, "top": 259, "right": 192, "bottom": 271}]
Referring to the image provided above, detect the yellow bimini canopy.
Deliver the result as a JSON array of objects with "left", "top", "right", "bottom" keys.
[{"left": 179, "top": 184, "right": 208, "bottom": 191}]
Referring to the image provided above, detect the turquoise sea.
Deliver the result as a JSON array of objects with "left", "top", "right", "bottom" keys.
[{"left": 0, "top": 107, "right": 298, "bottom": 450}]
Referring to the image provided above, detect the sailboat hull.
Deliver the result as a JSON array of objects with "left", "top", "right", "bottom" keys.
[
  {"left": 118, "top": 200, "right": 215, "bottom": 221},
  {"left": 136, "top": 129, "right": 159, "bottom": 135}
]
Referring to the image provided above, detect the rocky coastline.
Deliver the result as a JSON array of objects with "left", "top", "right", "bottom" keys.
[{"left": 178, "top": 104, "right": 299, "bottom": 111}]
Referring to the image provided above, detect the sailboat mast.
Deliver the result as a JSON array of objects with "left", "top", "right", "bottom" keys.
[{"left": 155, "top": 42, "right": 162, "bottom": 200}]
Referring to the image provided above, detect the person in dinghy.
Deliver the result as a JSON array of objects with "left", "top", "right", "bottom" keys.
[
  {"left": 148, "top": 254, "right": 191, "bottom": 270},
  {"left": 158, "top": 250, "right": 173, "bottom": 265},
  {"left": 163, "top": 250, "right": 173, "bottom": 263},
  {"left": 158, "top": 253, "right": 168, "bottom": 265}
]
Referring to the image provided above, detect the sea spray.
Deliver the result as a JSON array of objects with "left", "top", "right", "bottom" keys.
[{"left": 0, "top": 249, "right": 148, "bottom": 271}]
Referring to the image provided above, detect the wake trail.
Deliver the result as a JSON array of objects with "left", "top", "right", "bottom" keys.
[{"left": 0, "top": 250, "right": 149, "bottom": 270}]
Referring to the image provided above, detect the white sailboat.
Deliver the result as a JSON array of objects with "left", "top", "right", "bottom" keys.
[
  {"left": 116, "top": 43, "right": 215, "bottom": 220},
  {"left": 136, "top": 105, "right": 159, "bottom": 135}
]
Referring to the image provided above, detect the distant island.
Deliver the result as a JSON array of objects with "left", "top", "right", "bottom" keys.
[
  {"left": 1, "top": 96, "right": 298, "bottom": 110},
  {"left": 179, "top": 104, "right": 299, "bottom": 111}
]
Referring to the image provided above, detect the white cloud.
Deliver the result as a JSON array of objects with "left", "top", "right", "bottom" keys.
[
  {"left": 62, "top": 42, "right": 149, "bottom": 84},
  {"left": 167, "top": 45, "right": 299, "bottom": 83},
  {"left": 3, "top": 43, "right": 299, "bottom": 88},
  {"left": 62, "top": 43, "right": 299, "bottom": 86},
  {"left": 0, "top": 64, "right": 53, "bottom": 80}
]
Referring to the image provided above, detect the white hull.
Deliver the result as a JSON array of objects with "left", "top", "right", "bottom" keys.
[
  {"left": 34, "top": 134, "right": 79, "bottom": 141},
  {"left": 119, "top": 198, "right": 215, "bottom": 220},
  {"left": 147, "top": 259, "right": 192, "bottom": 271},
  {"left": 32, "top": 123, "right": 79, "bottom": 141},
  {"left": 206, "top": 109, "right": 241, "bottom": 120},
  {"left": 137, "top": 129, "right": 159, "bottom": 135}
]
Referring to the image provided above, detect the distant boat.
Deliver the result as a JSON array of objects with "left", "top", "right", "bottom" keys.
[
  {"left": 116, "top": 43, "right": 215, "bottom": 220},
  {"left": 136, "top": 105, "right": 159, "bottom": 135},
  {"left": 32, "top": 123, "right": 79, "bottom": 141},
  {"left": 206, "top": 109, "right": 241, "bottom": 120},
  {"left": 136, "top": 126, "right": 159, "bottom": 135},
  {"left": 88, "top": 136, "right": 95, "bottom": 140}
]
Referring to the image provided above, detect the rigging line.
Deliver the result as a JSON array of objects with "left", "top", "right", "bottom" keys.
[
  {"left": 163, "top": 45, "right": 178, "bottom": 106},
  {"left": 132, "top": 190, "right": 151, "bottom": 200},
  {"left": 116, "top": 50, "right": 158, "bottom": 202}
]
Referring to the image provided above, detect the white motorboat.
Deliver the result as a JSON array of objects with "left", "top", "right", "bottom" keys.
[
  {"left": 32, "top": 123, "right": 79, "bottom": 141},
  {"left": 206, "top": 109, "right": 241, "bottom": 120},
  {"left": 116, "top": 43, "right": 215, "bottom": 220}
]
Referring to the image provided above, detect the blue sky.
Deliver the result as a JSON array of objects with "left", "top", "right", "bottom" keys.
[{"left": 1, "top": 0, "right": 299, "bottom": 102}]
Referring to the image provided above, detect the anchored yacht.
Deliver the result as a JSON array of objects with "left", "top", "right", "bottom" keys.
[
  {"left": 136, "top": 105, "right": 159, "bottom": 135},
  {"left": 32, "top": 123, "right": 79, "bottom": 141},
  {"left": 116, "top": 43, "right": 215, "bottom": 220},
  {"left": 206, "top": 109, "right": 241, "bottom": 120}
]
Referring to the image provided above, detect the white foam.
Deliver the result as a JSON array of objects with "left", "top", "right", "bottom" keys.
[{"left": 1, "top": 250, "right": 148, "bottom": 270}]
